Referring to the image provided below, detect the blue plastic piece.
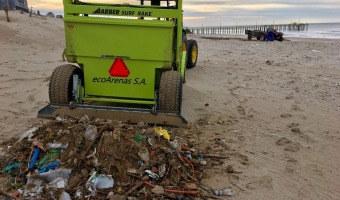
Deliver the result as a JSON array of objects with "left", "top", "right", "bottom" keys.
[
  {"left": 38, "top": 161, "right": 60, "bottom": 173},
  {"left": 29, "top": 147, "right": 41, "bottom": 169}
]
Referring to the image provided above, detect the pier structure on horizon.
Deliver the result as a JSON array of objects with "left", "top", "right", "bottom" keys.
[{"left": 187, "top": 23, "right": 309, "bottom": 35}]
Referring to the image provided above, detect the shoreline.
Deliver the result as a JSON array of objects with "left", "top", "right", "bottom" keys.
[{"left": 190, "top": 34, "right": 340, "bottom": 42}]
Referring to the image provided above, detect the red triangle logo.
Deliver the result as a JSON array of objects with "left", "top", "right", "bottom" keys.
[{"left": 109, "top": 58, "right": 130, "bottom": 77}]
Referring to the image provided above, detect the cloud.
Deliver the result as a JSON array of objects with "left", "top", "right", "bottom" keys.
[
  {"left": 183, "top": 4, "right": 295, "bottom": 13},
  {"left": 183, "top": 1, "right": 340, "bottom": 26},
  {"left": 29, "top": 0, "right": 63, "bottom": 10},
  {"left": 27, "top": 0, "right": 340, "bottom": 26},
  {"left": 184, "top": 16, "right": 206, "bottom": 20}
]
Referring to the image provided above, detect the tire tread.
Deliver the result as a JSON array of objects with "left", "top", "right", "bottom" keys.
[
  {"left": 158, "top": 71, "right": 182, "bottom": 112},
  {"left": 49, "top": 64, "right": 79, "bottom": 104},
  {"left": 186, "top": 39, "right": 198, "bottom": 69}
]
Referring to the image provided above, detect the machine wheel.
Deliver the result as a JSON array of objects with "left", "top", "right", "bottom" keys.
[
  {"left": 278, "top": 36, "right": 283, "bottom": 42},
  {"left": 49, "top": 64, "right": 82, "bottom": 104},
  {"left": 247, "top": 35, "right": 252, "bottom": 40},
  {"left": 158, "top": 71, "right": 182, "bottom": 113},
  {"left": 186, "top": 39, "right": 198, "bottom": 69},
  {"left": 257, "top": 37, "right": 261, "bottom": 40}
]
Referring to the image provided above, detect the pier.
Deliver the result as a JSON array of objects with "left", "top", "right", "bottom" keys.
[{"left": 187, "top": 23, "right": 309, "bottom": 35}]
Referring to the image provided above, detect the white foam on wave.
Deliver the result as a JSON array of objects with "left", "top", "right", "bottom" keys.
[{"left": 284, "top": 23, "right": 340, "bottom": 39}]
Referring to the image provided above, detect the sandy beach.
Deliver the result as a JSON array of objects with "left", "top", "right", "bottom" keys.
[{"left": 1, "top": 11, "right": 340, "bottom": 199}]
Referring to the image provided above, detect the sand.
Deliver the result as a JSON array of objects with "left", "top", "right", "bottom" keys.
[{"left": 1, "top": 11, "right": 340, "bottom": 199}]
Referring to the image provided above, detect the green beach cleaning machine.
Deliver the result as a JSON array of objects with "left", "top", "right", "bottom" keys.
[{"left": 38, "top": 0, "right": 198, "bottom": 126}]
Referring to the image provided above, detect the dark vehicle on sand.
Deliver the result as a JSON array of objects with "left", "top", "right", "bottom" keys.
[
  {"left": 245, "top": 30, "right": 265, "bottom": 40},
  {"left": 266, "top": 27, "right": 284, "bottom": 41},
  {"left": 246, "top": 29, "right": 284, "bottom": 41}
]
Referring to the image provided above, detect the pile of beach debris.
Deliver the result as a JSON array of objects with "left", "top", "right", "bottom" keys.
[{"left": 0, "top": 116, "right": 230, "bottom": 199}]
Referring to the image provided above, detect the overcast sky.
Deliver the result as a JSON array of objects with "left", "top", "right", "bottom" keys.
[{"left": 29, "top": 0, "right": 340, "bottom": 26}]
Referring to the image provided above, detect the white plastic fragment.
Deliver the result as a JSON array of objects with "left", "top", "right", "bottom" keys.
[
  {"left": 22, "top": 179, "right": 43, "bottom": 198},
  {"left": 18, "top": 127, "right": 38, "bottom": 142},
  {"left": 311, "top": 49, "right": 321, "bottom": 53},
  {"left": 145, "top": 170, "right": 159, "bottom": 180},
  {"left": 0, "top": 147, "right": 7, "bottom": 158},
  {"left": 27, "top": 169, "right": 72, "bottom": 184},
  {"left": 59, "top": 191, "right": 71, "bottom": 200},
  {"left": 46, "top": 142, "right": 69, "bottom": 150},
  {"left": 56, "top": 116, "right": 64, "bottom": 121},
  {"left": 78, "top": 115, "right": 90, "bottom": 124},
  {"left": 158, "top": 164, "right": 166, "bottom": 178},
  {"left": 87, "top": 172, "right": 114, "bottom": 190},
  {"left": 214, "top": 187, "right": 235, "bottom": 196},
  {"left": 94, "top": 175, "right": 114, "bottom": 189},
  {"left": 169, "top": 139, "right": 179, "bottom": 149},
  {"left": 85, "top": 125, "right": 98, "bottom": 140},
  {"left": 75, "top": 190, "right": 82, "bottom": 198},
  {"left": 48, "top": 177, "right": 68, "bottom": 189},
  {"left": 138, "top": 147, "right": 150, "bottom": 162}
]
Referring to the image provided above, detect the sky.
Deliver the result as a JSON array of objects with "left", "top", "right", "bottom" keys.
[{"left": 28, "top": 0, "right": 340, "bottom": 27}]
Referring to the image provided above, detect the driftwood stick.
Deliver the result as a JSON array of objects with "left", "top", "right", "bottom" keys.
[
  {"left": 4, "top": 5, "right": 10, "bottom": 22},
  {"left": 202, "top": 194, "right": 223, "bottom": 199},
  {"left": 230, "top": 182, "right": 245, "bottom": 191},
  {"left": 200, "top": 154, "right": 230, "bottom": 159},
  {"left": 124, "top": 181, "right": 144, "bottom": 197}
]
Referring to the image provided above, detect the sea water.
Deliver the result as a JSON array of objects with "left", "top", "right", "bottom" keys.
[{"left": 283, "top": 22, "right": 340, "bottom": 39}]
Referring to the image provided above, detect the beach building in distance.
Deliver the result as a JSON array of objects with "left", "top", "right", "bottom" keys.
[{"left": 0, "top": 0, "right": 29, "bottom": 12}]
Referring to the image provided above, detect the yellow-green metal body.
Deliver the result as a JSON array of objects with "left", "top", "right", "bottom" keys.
[{"left": 62, "top": 0, "right": 186, "bottom": 106}]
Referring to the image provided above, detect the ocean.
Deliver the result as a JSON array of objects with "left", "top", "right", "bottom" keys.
[{"left": 283, "top": 22, "right": 340, "bottom": 39}]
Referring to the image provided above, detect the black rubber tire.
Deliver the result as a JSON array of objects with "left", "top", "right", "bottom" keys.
[
  {"left": 257, "top": 37, "right": 261, "bottom": 40},
  {"left": 186, "top": 39, "right": 198, "bottom": 69},
  {"left": 158, "top": 71, "right": 182, "bottom": 113},
  {"left": 278, "top": 36, "right": 283, "bottom": 42},
  {"left": 49, "top": 64, "right": 82, "bottom": 104}
]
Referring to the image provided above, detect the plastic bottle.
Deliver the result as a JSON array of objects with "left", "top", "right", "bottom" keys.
[
  {"left": 134, "top": 134, "right": 142, "bottom": 142},
  {"left": 214, "top": 188, "right": 235, "bottom": 196},
  {"left": 134, "top": 134, "right": 149, "bottom": 143},
  {"left": 85, "top": 125, "right": 97, "bottom": 140}
]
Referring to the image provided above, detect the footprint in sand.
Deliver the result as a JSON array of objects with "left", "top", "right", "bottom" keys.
[
  {"left": 237, "top": 106, "right": 246, "bottom": 115},
  {"left": 287, "top": 123, "right": 313, "bottom": 142},
  {"left": 228, "top": 86, "right": 242, "bottom": 96},
  {"left": 298, "top": 184, "right": 318, "bottom": 199},
  {"left": 276, "top": 137, "right": 292, "bottom": 146},
  {"left": 237, "top": 135, "right": 246, "bottom": 142},
  {"left": 285, "top": 159, "right": 298, "bottom": 173},
  {"left": 228, "top": 174, "right": 239, "bottom": 183},
  {"left": 292, "top": 104, "right": 303, "bottom": 111},
  {"left": 28, "top": 94, "right": 35, "bottom": 102},
  {"left": 276, "top": 137, "right": 301, "bottom": 152},
  {"left": 294, "top": 86, "right": 300, "bottom": 93},
  {"left": 246, "top": 175, "right": 273, "bottom": 190},
  {"left": 307, "top": 164, "right": 324, "bottom": 176},
  {"left": 287, "top": 122, "right": 299, "bottom": 128},
  {"left": 280, "top": 114, "right": 292, "bottom": 118},
  {"left": 285, "top": 94, "right": 294, "bottom": 99},
  {"left": 284, "top": 143, "right": 301, "bottom": 152}
]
